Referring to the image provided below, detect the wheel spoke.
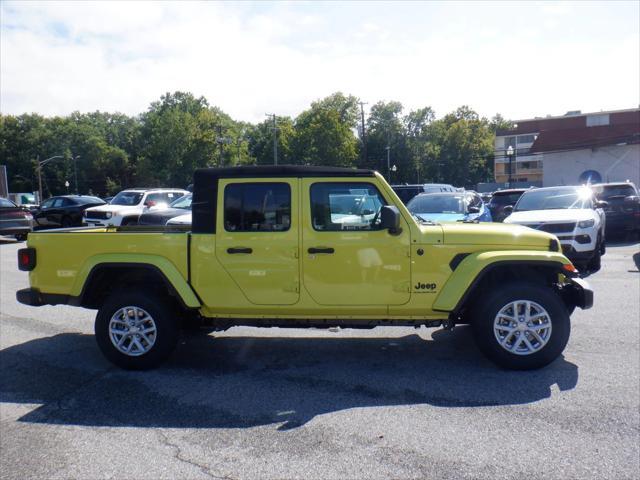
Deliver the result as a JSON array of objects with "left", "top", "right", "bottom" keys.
[
  {"left": 528, "top": 329, "right": 545, "bottom": 345},
  {"left": 530, "top": 322, "right": 550, "bottom": 331},
  {"left": 522, "top": 336, "right": 535, "bottom": 351},
  {"left": 511, "top": 335, "right": 523, "bottom": 351}
]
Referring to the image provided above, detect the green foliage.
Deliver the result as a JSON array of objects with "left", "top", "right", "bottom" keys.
[{"left": 0, "top": 91, "right": 505, "bottom": 198}]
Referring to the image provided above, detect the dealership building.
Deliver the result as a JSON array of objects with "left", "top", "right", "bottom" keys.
[{"left": 494, "top": 108, "right": 640, "bottom": 187}]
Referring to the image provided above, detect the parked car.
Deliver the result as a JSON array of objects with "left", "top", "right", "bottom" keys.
[
  {"left": 102, "top": 196, "right": 114, "bottom": 204},
  {"left": 504, "top": 186, "right": 606, "bottom": 271},
  {"left": 138, "top": 194, "right": 192, "bottom": 226},
  {"left": 392, "top": 183, "right": 457, "bottom": 204},
  {"left": 32, "top": 195, "right": 106, "bottom": 229},
  {"left": 488, "top": 189, "right": 528, "bottom": 222},
  {"left": 590, "top": 182, "right": 640, "bottom": 238},
  {"left": 17, "top": 165, "right": 592, "bottom": 371},
  {"left": 0, "top": 197, "right": 33, "bottom": 241},
  {"left": 406, "top": 191, "right": 492, "bottom": 223},
  {"left": 83, "top": 188, "right": 189, "bottom": 226}
]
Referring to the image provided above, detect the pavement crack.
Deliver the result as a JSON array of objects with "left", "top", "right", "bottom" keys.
[{"left": 157, "top": 430, "right": 236, "bottom": 480}]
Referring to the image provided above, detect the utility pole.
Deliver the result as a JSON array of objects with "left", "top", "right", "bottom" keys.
[
  {"left": 358, "top": 101, "right": 368, "bottom": 165},
  {"left": 385, "top": 145, "right": 391, "bottom": 180},
  {"left": 265, "top": 114, "right": 278, "bottom": 165},
  {"left": 216, "top": 125, "right": 232, "bottom": 167}
]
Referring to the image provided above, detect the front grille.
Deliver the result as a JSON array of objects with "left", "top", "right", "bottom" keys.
[
  {"left": 527, "top": 222, "right": 577, "bottom": 233},
  {"left": 85, "top": 211, "right": 109, "bottom": 219}
]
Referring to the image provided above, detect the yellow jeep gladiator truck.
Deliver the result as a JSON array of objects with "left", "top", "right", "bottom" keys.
[{"left": 17, "top": 166, "right": 592, "bottom": 370}]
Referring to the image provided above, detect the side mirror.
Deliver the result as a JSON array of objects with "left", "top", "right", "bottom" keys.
[
  {"left": 503, "top": 205, "right": 514, "bottom": 215},
  {"left": 467, "top": 206, "right": 480, "bottom": 214},
  {"left": 624, "top": 195, "right": 639, "bottom": 203},
  {"left": 594, "top": 200, "right": 608, "bottom": 209},
  {"left": 380, "top": 205, "right": 402, "bottom": 234}
]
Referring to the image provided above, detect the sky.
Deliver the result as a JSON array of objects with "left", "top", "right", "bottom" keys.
[{"left": 1, "top": 1, "right": 638, "bottom": 123}]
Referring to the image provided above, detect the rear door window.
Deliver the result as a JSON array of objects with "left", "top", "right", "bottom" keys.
[{"left": 224, "top": 183, "right": 291, "bottom": 232}]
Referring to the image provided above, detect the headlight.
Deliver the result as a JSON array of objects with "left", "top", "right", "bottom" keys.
[
  {"left": 578, "top": 219, "right": 594, "bottom": 228},
  {"left": 105, "top": 212, "right": 113, "bottom": 219}
]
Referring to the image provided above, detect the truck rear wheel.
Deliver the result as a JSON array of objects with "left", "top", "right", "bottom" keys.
[
  {"left": 95, "top": 291, "right": 179, "bottom": 370},
  {"left": 471, "top": 282, "right": 570, "bottom": 370}
]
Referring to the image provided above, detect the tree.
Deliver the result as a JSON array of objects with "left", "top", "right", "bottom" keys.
[
  {"left": 246, "top": 117, "right": 294, "bottom": 165},
  {"left": 291, "top": 92, "right": 360, "bottom": 167}
]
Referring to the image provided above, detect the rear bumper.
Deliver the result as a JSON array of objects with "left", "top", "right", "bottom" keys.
[
  {"left": 16, "top": 288, "right": 70, "bottom": 307},
  {"left": 562, "top": 277, "right": 594, "bottom": 310}
]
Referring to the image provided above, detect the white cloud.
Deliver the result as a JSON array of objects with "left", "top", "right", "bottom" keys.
[{"left": 1, "top": 1, "right": 638, "bottom": 122}]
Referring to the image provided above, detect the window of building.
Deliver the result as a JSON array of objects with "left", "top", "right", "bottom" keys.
[
  {"left": 224, "top": 183, "right": 291, "bottom": 232},
  {"left": 310, "top": 182, "right": 387, "bottom": 231},
  {"left": 517, "top": 134, "right": 536, "bottom": 145},
  {"left": 586, "top": 114, "right": 610, "bottom": 127}
]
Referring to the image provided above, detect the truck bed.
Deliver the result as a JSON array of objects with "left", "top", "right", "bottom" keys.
[{"left": 25, "top": 226, "right": 192, "bottom": 298}]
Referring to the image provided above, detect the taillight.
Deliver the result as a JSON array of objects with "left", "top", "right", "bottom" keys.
[
  {"left": 562, "top": 263, "right": 579, "bottom": 276},
  {"left": 18, "top": 248, "right": 36, "bottom": 271}
]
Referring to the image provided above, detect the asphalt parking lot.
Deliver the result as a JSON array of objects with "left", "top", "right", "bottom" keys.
[{"left": 1, "top": 238, "right": 639, "bottom": 480}]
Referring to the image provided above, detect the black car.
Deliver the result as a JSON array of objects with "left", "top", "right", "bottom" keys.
[
  {"left": 138, "top": 193, "right": 192, "bottom": 226},
  {"left": 487, "top": 188, "right": 528, "bottom": 222},
  {"left": 0, "top": 197, "right": 33, "bottom": 241},
  {"left": 591, "top": 182, "right": 640, "bottom": 237},
  {"left": 33, "top": 195, "right": 106, "bottom": 229}
]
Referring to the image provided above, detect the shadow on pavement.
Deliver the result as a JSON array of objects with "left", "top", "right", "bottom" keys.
[{"left": 0, "top": 328, "right": 579, "bottom": 430}]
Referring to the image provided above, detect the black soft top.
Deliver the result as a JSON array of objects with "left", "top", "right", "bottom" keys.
[{"left": 192, "top": 165, "right": 376, "bottom": 233}]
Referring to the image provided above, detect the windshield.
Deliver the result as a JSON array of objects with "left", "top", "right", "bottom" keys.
[
  {"left": 170, "top": 194, "right": 192, "bottom": 209},
  {"left": 407, "top": 194, "right": 466, "bottom": 214},
  {"left": 515, "top": 188, "right": 593, "bottom": 211},
  {"left": 593, "top": 184, "right": 636, "bottom": 200},
  {"left": 111, "top": 191, "right": 144, "bottom": 206}
]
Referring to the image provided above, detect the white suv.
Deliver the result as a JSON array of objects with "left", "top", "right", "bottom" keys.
[
  {"left": 84, "top": 189, "right": 189, "bottom": 227},
  {"left": 504, "top": 186, "right": 607, "bottom": 271}
]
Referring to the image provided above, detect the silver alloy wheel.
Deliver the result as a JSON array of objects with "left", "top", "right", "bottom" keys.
[
  {"left": 109, "top": 306, "right": 157, "bottom": 357},
  {"left": 493, "top": 300, "right": 552, "bottom": 356}
]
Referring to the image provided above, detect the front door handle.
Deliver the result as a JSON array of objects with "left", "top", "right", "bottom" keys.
[
  {"left": 227, "top": 247, "right": 253, "bottom": 254},
  {"left": 308, "top": 247, "right": 335, "bottom": 254}
]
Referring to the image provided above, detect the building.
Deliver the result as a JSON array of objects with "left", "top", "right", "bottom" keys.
[{"left": 495, "top": 108, "right": 640, "bottom": 187}]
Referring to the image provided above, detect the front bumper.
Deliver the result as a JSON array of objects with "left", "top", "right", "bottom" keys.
[{"left": 562, "top": 277, "right": 594, "bottom": 310}]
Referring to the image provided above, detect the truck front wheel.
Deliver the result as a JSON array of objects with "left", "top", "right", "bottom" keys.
[
  {"left": 95, "top": 291, "right": 179, "bottom": 370},
  {"left": 471, "top": 282, "right": 570, "bottom": 370}
]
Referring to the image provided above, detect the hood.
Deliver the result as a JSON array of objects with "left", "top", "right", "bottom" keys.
[
  {"left": 85, "top": 203, "right": 140, "bottom": 214},
  {"left": 166, "top": 213, "right": 192, "bottom": 225},
  {"left": 504, "top": 208, "right": 594, "bottom": 224},
  {"left": 138, "top": 208, "right": 189, "bottom": 225},
  {"left": 436, "top": 222, "right": 554, "bottom": 247}
]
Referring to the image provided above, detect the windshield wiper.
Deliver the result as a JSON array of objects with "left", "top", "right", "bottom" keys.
[{"left": 412, "top": 213, "right": 438, "bottom": 225}]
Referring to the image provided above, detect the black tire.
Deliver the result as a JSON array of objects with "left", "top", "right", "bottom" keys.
[
  {"left": 599, "top": 233, "right": 606, "bottom": 255},
  {"left": 14, "top": 233, "right": 28, "bottom": 241},
  {"left": 588, "top": 244, "right": 602, "bottom": 272},
  {"left": 471, "top": 282, "right": 570, "bottom": 370},
  {"left": 61, "top": 216, "right": 73, "bottom": 228},
  {"left": 121, "top": 217, "right": 138, "bottom": 226},
  {"left": 95, "top": 290, "right": 179, "bottom": 370}
]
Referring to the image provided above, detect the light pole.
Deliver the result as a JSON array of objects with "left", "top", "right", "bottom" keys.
[
  {"left": 385, "top": 145, "right": 391, "bottom": 182},
  {"left": 70, "top": 154, "right": 81, "bottom": 194},
  {"left": 36, "top": 155, "right": 64, "bottom": 203},
  {"left": 65, "top": 180, "right": 70, "bottom": 194},
  {"left": 506, "top": 145, "right": 514, "bottom": 187},
  {"left": 391, "top": 164, "right": 397, "bottom": 184}
]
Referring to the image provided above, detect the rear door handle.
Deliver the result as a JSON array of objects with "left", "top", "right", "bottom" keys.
[
  {"left": 308, "top": 247, "right": 334, "bottom": 254},
  {"left": 227, "top": 247, "right": 253, "bottom": 254}
]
